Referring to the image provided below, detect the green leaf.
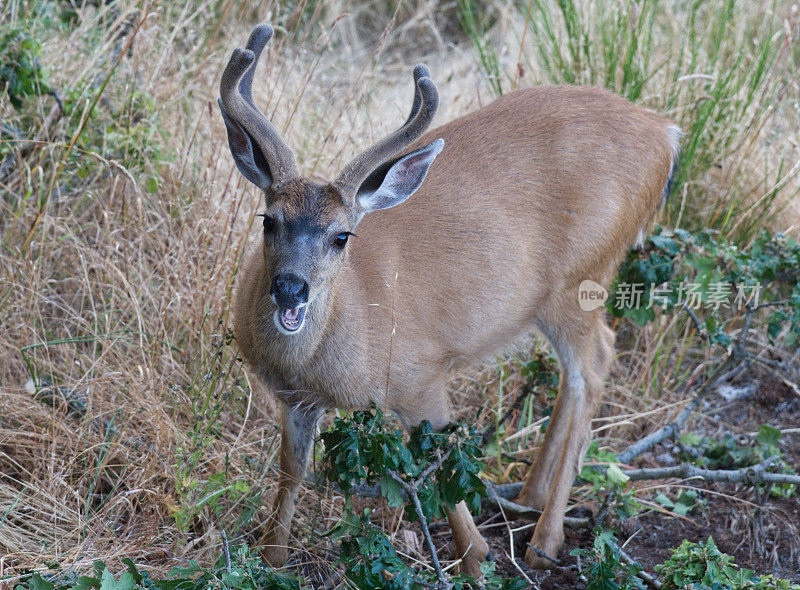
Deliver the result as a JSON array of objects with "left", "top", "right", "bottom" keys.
[
  {"left": 679, "top": 432, "right": 702, "bottom": 447},
  {"left": 27, "top": 575, "right": 54, "bottom": 590},
  {"left": 655, "top": 493, "right": 674, "bottom": 509},
  {"left": 606, "top": 464, "right": 630, "bottom": 484},
  {"left": 99, "top": 569, "right": 136, "bottom": 590},
  {"left": 756, "top": 424, "right": 780, "bottom": 450},
  {"left": 380, "top": 475, "right": 405, "bottom": 507}
]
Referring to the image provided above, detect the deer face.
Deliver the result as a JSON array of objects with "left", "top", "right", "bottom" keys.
[
  {"left": 257, "top": 180, "right": 351, "bottom": 334},
  {"left": 218, "top": 23, "right": 442, "bottom": 335}
]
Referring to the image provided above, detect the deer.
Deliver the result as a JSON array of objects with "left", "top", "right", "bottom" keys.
[{"left": 218, "top": 23, "right": 681, "bottom": 576}]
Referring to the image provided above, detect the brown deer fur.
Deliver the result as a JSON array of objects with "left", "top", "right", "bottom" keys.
[{"left": 222, "top": 25, "right": 681, "bottom": 576}]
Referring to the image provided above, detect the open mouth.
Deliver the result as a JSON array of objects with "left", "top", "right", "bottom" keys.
[{"left": 277, "top": 304, "right": 306, "bottom": 333}]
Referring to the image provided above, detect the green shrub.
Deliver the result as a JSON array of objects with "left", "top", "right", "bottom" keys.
[
  {"left": 322, "top": 408, "right": 524, "bottom": 589},
  {"left": 609, "top": 228, "right": 800, "bottom": 349},
  {"left": 12, "top": 546, "right": 301, "bottom": 590},
  {"left": 657, "top": 537, "right": 800, "bottom": 590},
  {"left": 0, "top": 23, "right": 49, "bottom": 108},
  {"left": 571, "top": 529, "right": 647, "bottom": 590}
]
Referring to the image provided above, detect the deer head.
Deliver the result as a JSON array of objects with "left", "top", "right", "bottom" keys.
[{"left": 218, "top": 24, "right": 443, "bottom": 335}]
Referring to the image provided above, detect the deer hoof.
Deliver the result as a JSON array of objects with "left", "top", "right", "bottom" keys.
[{"left": 261, "top": 545, "right": 288, "bottom": 568}]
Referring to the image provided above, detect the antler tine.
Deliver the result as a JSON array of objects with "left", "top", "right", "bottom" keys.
[
  {"left": 333, "top": 67, "right": 439, "bottom": 196},
  {"left": 401, "top": 64, "right": 431, "bottom": 127},
  {"left": 219, "top": 25, "right": 298, "bottom": 185},
  {"left": 238, "top": 23, "right": 273, "bottom": 108}
]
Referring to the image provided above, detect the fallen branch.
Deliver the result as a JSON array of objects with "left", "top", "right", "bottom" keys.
[
  {"left": 484, "top": 485, "right": 590, "bottom": 528},
  {"left": 484, "top": 459, "right": 799, "bottom": 525},
  {"left": 623, "top": 462, "right": 800, "bottom": 486},
  {"left": 488, "top": 360, "right": 748, "bottom": 502},
  {"left": 486, "top": 482, "right": 522, "bottom": 500},
  {"left": 616, "top": 293, "right": 784, "bottom": 466},
  {"left": 616, "top": 361, "right": 745, "bottom": 465}
]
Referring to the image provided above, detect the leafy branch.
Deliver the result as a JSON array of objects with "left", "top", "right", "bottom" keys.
[{"left": 321, "top": 408, "right": 524, "bottom": 589}]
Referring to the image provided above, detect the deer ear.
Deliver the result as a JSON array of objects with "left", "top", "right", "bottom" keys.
[
  {"left": 218, "top": 98, "right": 273, "bottom": 190},
  {"left": 356, "top": 139, "right": 444, "bottom": 213}
]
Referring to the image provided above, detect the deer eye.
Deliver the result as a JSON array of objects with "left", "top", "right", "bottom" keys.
[
  {"left": 258, "top": 214, "right": 274, "bottom": 233},
  {"left": 333, "top": 232, "right": 353, "bottom": 249}
]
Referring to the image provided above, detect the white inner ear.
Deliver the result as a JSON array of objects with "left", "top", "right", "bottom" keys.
[{"left": 358, "top": 139, "right": 444, "bottom": 213}]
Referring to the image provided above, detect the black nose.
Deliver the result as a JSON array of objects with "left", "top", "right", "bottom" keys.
[{"left": 270, "top": 273, "right": 309, "bottom": 308}]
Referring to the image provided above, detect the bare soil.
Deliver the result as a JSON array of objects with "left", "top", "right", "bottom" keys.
[{"left": 470, "top": 370, "right": 800, "bottom": 588}]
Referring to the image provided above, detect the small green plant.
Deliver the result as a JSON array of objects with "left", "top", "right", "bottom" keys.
[
  {"left": 1, "top": 4, "right": 170, "bottom": 221},
  {"left": 609, "top": 228, "right": 800, "bottom": 349},
  {"left": 656, "top": 537, "right": 800, "bottom": 589},
  {"left": 322, "top": 408, "right": 486, "bottom": 523},
  {"left": 574, "top": 533, "right": 800, "bottom": 590},
  {"left": 332, "top": 503, "right": 433, "bottom": 589},
  {"left": 571, "top": 529, "right": 647, "bottom": 590},
  {"left": 580, "top": 442, "right": 641, "bottom": 521},
  {"left": 655, "top": 488, "right": 704, "bottom": 517},
  {"left": 173, "top": 325, "right": 261, "bottom": 535}
]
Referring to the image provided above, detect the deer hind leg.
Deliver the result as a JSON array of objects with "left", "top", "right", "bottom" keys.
[
  {"left": 516, "top": 310, "right": 615, "bottom": 569},
  {"left": 262, "top": 401, "right": 324, "bottom": 567},
  {"left": 396, "top": 392, "right": 489, "bottom": 579}
]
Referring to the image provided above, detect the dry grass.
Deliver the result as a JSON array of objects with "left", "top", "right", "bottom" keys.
[{"left": 1, "top": 0, "right": 799, "bottom": 584}]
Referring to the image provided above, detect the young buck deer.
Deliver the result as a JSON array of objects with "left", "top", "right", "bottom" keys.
[{"left": 219, "top": 24, "right": 681, "bottom": 575}]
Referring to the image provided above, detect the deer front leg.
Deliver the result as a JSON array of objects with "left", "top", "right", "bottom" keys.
[
  {"left": 262, "top": 402, "right": 324, "bottom": 567},
  {"left": 444, "top": 501, "right": 490, "bottom": 578}
]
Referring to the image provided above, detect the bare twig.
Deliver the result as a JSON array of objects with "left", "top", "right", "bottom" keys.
[
  {"left": 328, "top": 437, "right": 456, "bottom": 499},
  {"left": 417, "top": 447, "right": 453, "bottom": 484},
  {"left": 527, "top": 544, "right": 559, "bottom": 565},
  {"left": 379, "top": 442, "right": 464, "bottom": 587},
  {"left": 610, "top": 540, "right": 662, "bottom": 589},
  {"left": 221, "top": 530, "right": 231, "bottom": 574},
  {"left": 683, "top": 304, "right": 707, "bottom": 340},
  {"left": 389, "top": 471, "right": 448, "bottom": 586},
  {"left": 753, "top": 299, "right": 789, "bottom": 310},
  {"left": 736, "top": 303, "right": 757, "bottom": 361}
]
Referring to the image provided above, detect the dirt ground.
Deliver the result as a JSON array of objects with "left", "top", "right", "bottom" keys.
[{"left": 473, "top": 370, "right": 800, "bottom": 588}]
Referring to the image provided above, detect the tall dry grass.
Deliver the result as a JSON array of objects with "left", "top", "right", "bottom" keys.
[{"left": 0, "top": 0, "right": 798, "bottom": 582}]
